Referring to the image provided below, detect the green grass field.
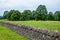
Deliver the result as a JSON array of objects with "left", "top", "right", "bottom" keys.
[
  {"left": 0, "top": 20, "right": 60, "bottom": 40},
  {"left": 0, "top": 25, "right": 29, "bottom": 40},
  {"left": 0, "top": 20, "right": 60, "bottom": 31}
]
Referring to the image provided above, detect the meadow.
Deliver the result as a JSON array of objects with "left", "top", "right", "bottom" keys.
[
  {"left": 0, "top": 25, "right": 29, "bottom": 40},
  {"left": 0, "top": 20, "right": 60, "bottom": 40},
  {"left": 0, "top": 20, "right": 60, "bottom": 31}
]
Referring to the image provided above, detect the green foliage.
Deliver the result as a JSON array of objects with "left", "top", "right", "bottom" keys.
[
  {"left": 3, "top": 5, "right": 60, "bottom": 21},
  {"left": 54, "top": 11, "right": 60, "bottom": 21},
  {"left": 3, "top": 11, "right": 8, "bottom": 19},
  {"left": 33, "top": 11, "right": 41, "bottom": 20},
  {"left": 21, "top": 10, "right": 32, "bottom": 20},
  {"left": 7, "top": 10, "right": 14, "bottom": 20},
  {"left": 3, "top": 10, "right": 21, "bottom": 21},
  {"left": 36, "top": 5, "right": 48, "bottom": 20},
  {"left": 48, "top": 12, "right": 54, "bottom": 20},
  {"left": 0, "top": 16, "right": 3, "bottom": 19},
  {"left": 10, "top": 10, "right": 21, "bottom": 21}
]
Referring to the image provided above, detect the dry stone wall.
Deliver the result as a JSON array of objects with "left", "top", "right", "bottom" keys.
[{"left": 0, "top": 22, "right": 60, "bottom": 40}]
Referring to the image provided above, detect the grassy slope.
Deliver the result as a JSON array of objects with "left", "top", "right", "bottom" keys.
[
  {"left": 0, "top": 20, "right": 60, "bottom": 30},
  {"left": 0, "top": 25, "right": 29, "bottom": 40}
]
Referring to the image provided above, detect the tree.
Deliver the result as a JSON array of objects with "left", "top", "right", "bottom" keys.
[
  {"left": 3, "top": 11, "right": 9, "bottom": 19},
  {"left": 36, "top": 5, "right": 48, "bottom": 20},
  {"left": 3, "top": 5, "right": 60, "bottom": 21},
  {"left": 7, "top": 10, "right": 15, "bottom": 20},
  {"left": 3, "top": 10, "right": 21, "bottom": 21},
  {"left": 0, "top": 16, "right": 3, "bottom": 19},
  {"left": 21, "top": 10, "right": 32, "bottom": 20},
  {"left": 32, "top": 11, "right": 41, "bottom": 20},
  {"left": 10, "top": 10, "right": 21, "bottom": 21},
  {"left": 48, "top": 12, "right": 54, "bottom": 20},
  {"left": 54, "top": 11, "right": 60, "bottom": 21}
]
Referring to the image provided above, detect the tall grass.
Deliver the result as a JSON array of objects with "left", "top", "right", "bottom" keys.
[{"left": 0, "top": 20, "right": 60, "bottom": 31}]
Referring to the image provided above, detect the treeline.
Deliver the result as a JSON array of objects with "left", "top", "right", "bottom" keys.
[
  {"left": 3, "top": 5, "right": 60, "bottom": 21},
  {"left": 0, "top": 16, "right": 4, "bottom": 19}
]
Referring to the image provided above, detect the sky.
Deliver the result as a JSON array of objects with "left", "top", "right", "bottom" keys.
[{"left": 0, "top": 0, "right": 60, "bottom": 16}]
